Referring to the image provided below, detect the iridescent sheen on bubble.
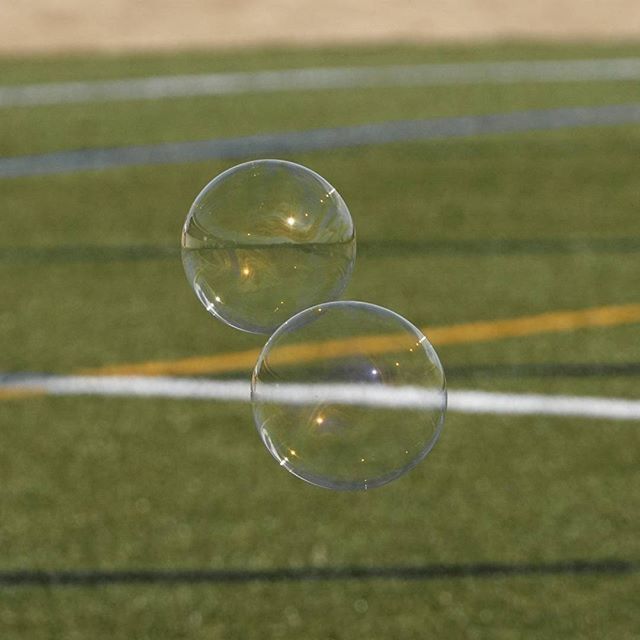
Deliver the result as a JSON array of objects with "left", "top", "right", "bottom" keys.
[
  {"left": 251, "top": 301, "right": 447, "bottom": 490},
  {"left": 181, "top": 159, "right": 356, "bottom": 334}
]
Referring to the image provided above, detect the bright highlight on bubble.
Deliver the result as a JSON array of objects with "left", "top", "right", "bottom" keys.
[
  {"left": 181, "top": 159, "right": 356, "bottom": 334},
  {"left": 251, "top": 301, "right": 447, "bottom": 491}
]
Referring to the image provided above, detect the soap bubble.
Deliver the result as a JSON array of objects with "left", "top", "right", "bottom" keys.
[
  {"left": 251, "top": 301, "right": 446, "bottom": 490},
  {"left": 181, "top": 159, "right": 356, "bottom": 334}
]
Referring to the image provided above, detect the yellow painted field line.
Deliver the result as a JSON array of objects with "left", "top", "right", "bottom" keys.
[
  {"left": 0, "top": 387, "right": 46, "bottom": 400},
  {"left": 82, "top": 302, "right": 640, "bottom": 378}
]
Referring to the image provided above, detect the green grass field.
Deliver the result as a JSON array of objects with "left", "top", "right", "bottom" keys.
[{"left": 1, "top": 42, "right": 639, "bottom": 639}]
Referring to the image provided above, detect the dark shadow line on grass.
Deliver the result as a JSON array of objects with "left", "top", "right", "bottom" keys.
[
  {"left": 1, "top": 237, "right": 639, "bottom": 267},
  {"left": 0, "top": 559, "right": 635, "bottom": 587},
  {"left": 446, "top": 362, "right": 640, "bottom": 380},
  {"left": 361, "top": 237, "right": 640, "bottom": 257},
  {"left": 0, "top": 245, "right": 180, "bottom": 265}
]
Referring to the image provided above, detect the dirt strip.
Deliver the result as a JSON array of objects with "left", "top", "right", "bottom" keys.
[{"left": 2, "top": 0, "right": 640, "bottom": 55}]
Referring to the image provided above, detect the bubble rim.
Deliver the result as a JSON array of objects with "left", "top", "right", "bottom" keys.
[{"left": 182, "top": 158, "right": 355, "bottom": 246}]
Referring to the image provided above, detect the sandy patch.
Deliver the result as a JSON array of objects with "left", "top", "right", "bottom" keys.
[{"left": 2, "top": 0, "right": 640, "bottom": 55}]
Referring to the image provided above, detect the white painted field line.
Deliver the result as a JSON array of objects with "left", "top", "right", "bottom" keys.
[
  {"left": 253, "top": 382, "right": 447, "bottom": 410},
  {"left": 2, "top": 375, "right": 251, "bottom": 402},
  {"left": 449, "top": 390, "right": 640, "bottom": 421},
  {"left": 2, "top": 58, "right": 640, "bottom": 108},
  {"left": 2, "top": 375, "right": 640, "bottom": 421}
]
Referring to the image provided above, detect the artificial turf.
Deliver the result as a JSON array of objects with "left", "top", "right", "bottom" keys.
[{"left": 0, "top": 42, "right": 639, "bottom": 639}]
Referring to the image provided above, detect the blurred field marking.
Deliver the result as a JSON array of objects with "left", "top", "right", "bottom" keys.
[
  {"left": 2, "top": 104, "right": 640, "bottom": 179},
  {"left": 82, "top": 303, "right": 640, "bottom": 377},
  {"left": 0, "top": 387, "right": 44, "bottom": 400},
  {"left": 1, "top": 375, "right": 640, "bottom": 420},
  {"left": 2, "top": 58, "right": 640, "bottom": 108},
  {"left": 4, "top": 298, "right": 640, "bottom": 416}
]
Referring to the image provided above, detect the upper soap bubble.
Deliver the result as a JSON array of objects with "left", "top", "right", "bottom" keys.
[{"left": 181, "top": 159, "right": 356, "bottom": 334}]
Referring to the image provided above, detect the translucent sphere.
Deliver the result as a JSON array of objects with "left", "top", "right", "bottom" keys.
[
  {"left": 181, "top": 159, "right": 356, "bottom": 334},
  {"left": 251, "top": 301, "right": 447, "bottom": 490}
]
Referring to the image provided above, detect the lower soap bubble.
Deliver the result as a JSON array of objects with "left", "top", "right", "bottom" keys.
[{"left": 250, "top": 301, "right": 447, "bottom": 490}]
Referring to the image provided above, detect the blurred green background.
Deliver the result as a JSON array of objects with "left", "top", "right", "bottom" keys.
[{"left": 1, "top": 42, "right": 639, "bottom": 639}]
